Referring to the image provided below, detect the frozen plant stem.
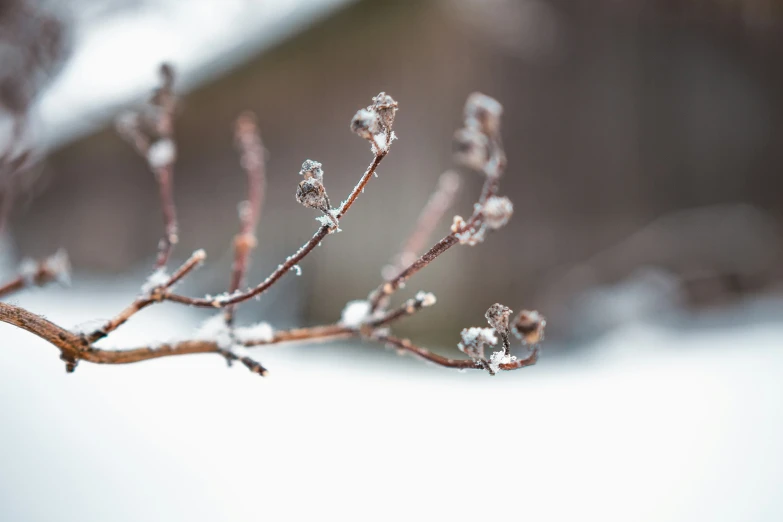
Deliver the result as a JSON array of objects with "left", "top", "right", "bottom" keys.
[
  {"left": 224, "top": 112, "right": 266, "bottom": 327},
  {"left": 0, "top": 68, "right": 545, "bottom": 378}
]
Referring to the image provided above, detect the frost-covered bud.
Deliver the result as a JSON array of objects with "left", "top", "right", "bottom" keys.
[
  {"left": 350, "top": 108, "right": 380, "bottom": 140},
  {"left": 296, "top": 177, "right": 330, "bottom": 213},
  {"left": 300, "top": 159, "right": 324, "bottom": 180},
  {"left": 415, "top": 291, "right": 437, "bottom": 307},
  {"left": 464, "top": 92, "right": 503, "bottom": 135},
  {"left": 482, "top": 196, "right": 513, "bottom": 230},
  {"left": 372, "top": 92, "right": 398, "bottom": 129},
  {"left": 458, "top": 326, "right": 498, "bottom": 360},
  {"left": 485, "top": 303, "right": 512, "bottom": 335},
  {"left": 512, "top": 310, "right": 546, "bottom": 345},
  {"left": 453, "top": 127, "right": 489, "bottom": 170},
  {"left": 147, "top": 138, "right": 176, "bottom": 169}
]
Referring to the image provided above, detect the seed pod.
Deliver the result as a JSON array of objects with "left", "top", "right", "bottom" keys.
[
  {"left": 512, "top": 310, "right": 546, "bottom": 345},
  {"left": 350, "top": 108, "right": 380, "bottom": 141},
  {"left": 372, "top": 92, "right": 398, "bottom": 130},
  {"left": 485, "top": 303, "right": 512, "bottom": 335},
  {"left": 482, "top": 196, "right": 513, "bottom": 230},
  {"left": 295, "top": 177, "right": 330, "bottom": 213}
]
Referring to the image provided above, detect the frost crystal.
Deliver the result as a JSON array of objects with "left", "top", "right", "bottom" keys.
[
  {"left": 147, "top": 139, "right": 176, "bottom": 169},
  {"left": 290, "top": 265, "right": 302, "bottom": 276},
  {"left": 340, "top": 300, "right": 371, "bottom": 327},
  {"left": 141, "top": 267, "right": 169, "bottom": 294},
  {"left": 234, "top": 322, "right": 274, "bottom": 343},
  {"left": 482, "top": 196, "right": 513, "bottom": 230},
  {"left": 415, "top": 291, "right": 437, "bottom": 307},
  {"left": 489, "top": 350, "right": 516, "bottom": 374},
  {"left": 458, "top": 326, "right": 498, "bottom": 359}
]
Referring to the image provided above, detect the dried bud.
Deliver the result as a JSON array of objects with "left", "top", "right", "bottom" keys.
[
  {"left": 512, "top": 310, "right": 546, "bottom": 345},
  {"left": 464, "top": 92, "right": 503, "bottom": 135},
  {"left": 482, "top": 196, "right": 513, "bottom": 229},
  {"left": 453, "top": 127, "right": 489, "bottom": 170},
  {"left": 372, "top": 92, "right": 398, "bottom": 129},
  {"left": 350, "top": 108, "right": 380, "bottom": 141},
  {"left": 300, "top": 159, "right": 324, "bottom": 180},
  {"left": 485, "top": 303, "right": 512, "bottom": 334},
  {"left": 295, "top": 177, "right": 330, "bottom": 213}
]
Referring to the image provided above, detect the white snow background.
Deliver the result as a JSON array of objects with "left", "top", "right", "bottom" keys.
[{"left": 1, "top": 270, "right": 782, "bottom": 522}]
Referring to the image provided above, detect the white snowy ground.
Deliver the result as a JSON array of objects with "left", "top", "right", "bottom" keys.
[{"left": 1, "top": 277, "right": 782, "bottom": 522}]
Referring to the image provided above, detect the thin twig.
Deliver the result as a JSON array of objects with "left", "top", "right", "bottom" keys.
[
  {"left": 381, "top": 171, "right": 461, "bottom": 282},
  {"left": 85, "top": 249, "right": 205, "bottom": 344},
  {"left": 164, "top": 152, "right": 388, "bottom": 309},
  {"left": 0, "top": 250, "right": 70, "bottom": 300},
  {"left": 225, "top": 112, "right": 266, "bottom": 326}
]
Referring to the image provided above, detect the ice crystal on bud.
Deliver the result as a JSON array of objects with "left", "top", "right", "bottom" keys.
[
  {"left": 453, "top": 127, "right": 489, "bottom": 170},
  {"left": 296, "top": 178, "right": 330, "bottom": 213},
  {"left": 512, "top": 310, "right": 546, "bottom": 345},
  {"left": 485, "top": 303, "right": 512, "bottom": 334},
  {"left": 458, "top": 326, "right": 497, "bottom": 359},
  {"left": 489, "top": 350, "right": 516, "bottom": 374},
  {"left": 415, "top": 291, "right": 437, "bottom": 307},
  {"left": 482, "top": 196, "right": 513, "bottom": 230},
  {"left": 350, "top": 108, "right": 380, "bottom": 140},
  {"left": 340, "top": 300, "right": 371, "bottom": 327},
  {"left": 464, "top": 92, "right": 503, "bottom": 135},
  {"left": 300, "top": 159, "right": 324, "bottom": 180},
  {"left": 147, "top": 139, "right": 176, "bottom": 169}
]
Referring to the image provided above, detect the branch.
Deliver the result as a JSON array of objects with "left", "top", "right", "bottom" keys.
[
  {"left": 0, "top": 83, "right": 545, "bottom": 379},
  {"left": 0, "top": 250, "right": 70, "bottom": 299},
  {"left": 224, "top": 112, "right": 266, "bottom": 326}
]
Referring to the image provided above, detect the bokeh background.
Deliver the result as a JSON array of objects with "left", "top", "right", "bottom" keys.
[{"left": 1, "top": 1, "right": 782, "bottom": 521}]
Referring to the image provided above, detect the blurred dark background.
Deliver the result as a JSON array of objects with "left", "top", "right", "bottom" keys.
[{"left": 5, "top": 0, "right": 783, "bottom": 346}]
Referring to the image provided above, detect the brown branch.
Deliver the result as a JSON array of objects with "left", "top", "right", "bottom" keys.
[
  {"left": 0, "top": 250, "right": 70, "bottom": 299},
  {"left": 382, "top": 170, "right": 461, "bottom": 282},
  {"left": 225, "top": 112, "right": 266, "bottom": 326},
  {"left": 0, "top": 298, "right": 536, "bottom": 375},
  {"left": 85, "top": 249, "right": 205, "bottom": 344},
  {"left": 164, "top": 151, "right": 388, "bottom": 309},
  {"left": 373, "top": 334, "right": 481, "bottom": 369},
  {"left": 153, "top": 164, "right": 178, "bottom": 268}
]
